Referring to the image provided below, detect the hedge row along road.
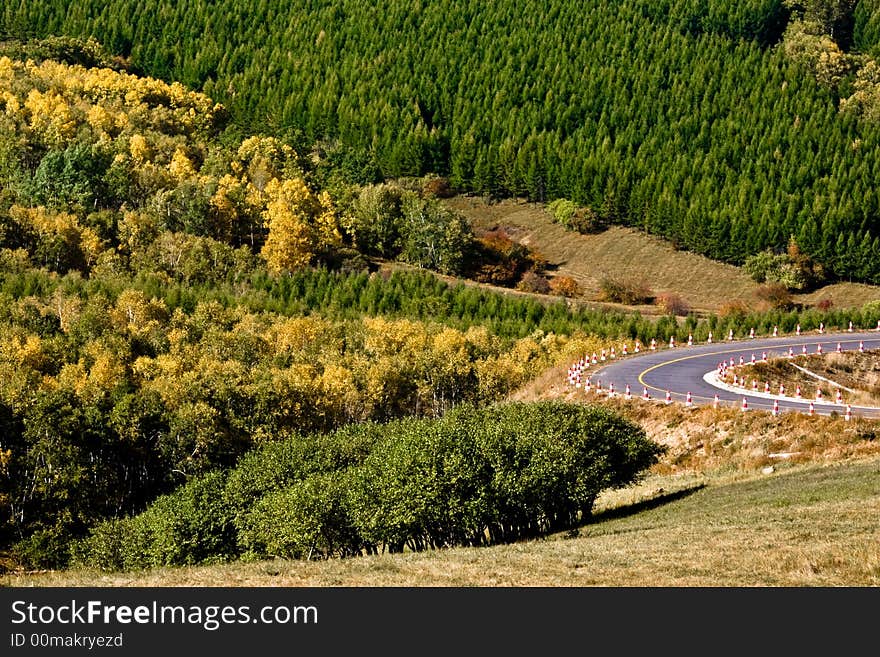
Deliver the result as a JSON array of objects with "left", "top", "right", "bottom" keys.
[{"left": 588, "top": 332, "right": 880, "bottom": 419}]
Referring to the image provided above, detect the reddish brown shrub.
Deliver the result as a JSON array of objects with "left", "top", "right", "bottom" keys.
[
  {"left": 470, "top": 229, "right": 540, "bottom": 286},
  {"left": 598, "top": 277, "right": 654, "bottom": 305},
  {"left": 755, "top": 283, "right": 794, "bottom": 310},
  {"left": 422, "top": 176, "right": 454, "bottom": 198},
  {"left": 516, "top": 271, "right": 551, "bottom": 294},
  {"left": 719, "top": 300, "right": 750, "bottom": 319},
  {"left": 549, "top": 275, "right": 581, "bottom": 298},
  {"left": 655, "top": 292, "right": 690, "bottom": 316}
]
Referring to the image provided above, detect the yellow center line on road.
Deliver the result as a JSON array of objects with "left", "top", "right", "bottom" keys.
[{"left": 633, "top": 340, "right": 876, "bottom": 399}]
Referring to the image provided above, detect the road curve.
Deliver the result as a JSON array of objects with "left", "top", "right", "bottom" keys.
[{"left": 584, "top": 331, "right": 880, "bottom": 419}]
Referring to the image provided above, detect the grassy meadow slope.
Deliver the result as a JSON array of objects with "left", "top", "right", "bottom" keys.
[
  {"left": 5, "top": 457, "right": 878, "bottom": 586},
  {"left": 444, "top": 196, "right": 880, "bottom": 314}
]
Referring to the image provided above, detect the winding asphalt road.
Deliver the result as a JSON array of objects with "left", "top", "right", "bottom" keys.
[{"left": 585, "top": 331, "right": 880, "bottom": 419}]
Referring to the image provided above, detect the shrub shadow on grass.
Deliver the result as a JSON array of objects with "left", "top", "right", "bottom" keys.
[{"left": 584, "top": 483, "right": 707, "bottom": 526}]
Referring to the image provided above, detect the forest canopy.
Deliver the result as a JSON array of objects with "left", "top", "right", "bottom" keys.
[{"left": 4, "top": 0, "right": 880, "bottom": 282}]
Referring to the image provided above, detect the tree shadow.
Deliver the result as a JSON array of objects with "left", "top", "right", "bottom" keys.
[{"left": 584, "top": 483, "right": 707, "bottom": 526}]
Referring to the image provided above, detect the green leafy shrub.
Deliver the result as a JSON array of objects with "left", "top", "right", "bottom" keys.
[
  {"left": 74, "top": 471, "right": 235, "bottom": 570},
  {"left": 345, "top": 416, "right": 492, "bottom": 552},
  {"left": 547, "top": 199, "right": 605, "bottom": 234},
  {"left": 237, "top": 472, "right": 362, "bottom": 559},
  {"left": 222, "top": 425, "right": 379, "bottom": 540},
  {"left": 74, "top": 401, "right": 663, "bottom": 569}
]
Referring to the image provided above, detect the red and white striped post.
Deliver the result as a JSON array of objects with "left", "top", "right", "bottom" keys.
[
  {"left": 764, "top": 381, "right": 770, "bottom": 393},
  {"left": 741, "top": 397, "right": 748, "bottom": 412},
  {"left": 816, "top": 388, "right": 823, "bottom": 402},
  {"left": 707, "top": 331, "right": 713, "bottom": 344},
  {"left": 859, "top": 341, "right": 865, "bottom": 353},
  {"left": 749, "top": 327, "right": 755, "bottom": 339},
  {"left": 687, "top": 333, "right": 693, "bottom": 346},
  {"left": 728, "top": 328, "right": 734, "bottom": 341},
  {"left": 772, "top": 399, "right": 779, "bottom": 417},
  {"left": 713, "top": 394, "right": 719, "bottom": 409},
  {"left": 835, "top": 389, "right": 843, "bottom": 405},
  {"left": 642, "top": 387, "right": 650, "bottom": 401},
  {"left": 845, "top": 405, "right": 852, "bottom": 421},
  {"left": 788, "top": 347, "right": 794, "bottom": 358},
  {"left": 816, "top": 343, "right": 823, "bottom": 355},
  {"left": 625, "top": 384, "right": 632, "bottom": 400},
  {"left": 796, "top": 324, "right": 801, "bottom": 336},
  {"left": 669, "top": 336, "right": 676, "bottom": 349},
  {"left": 608, "top": 382, "right": 615, "bottom": 397},
  {"left": 665, "top": 390, "right": 672, "bottom": 405},
  {"left": 779, "top": 383, "right": 785, "bottom": 396},
  {"left": 795, "top": 385, "right": 802, "bottom": 399},
  {"left": 848, "top": 321, "right": 853, "bottom": 332},
  {"left": 762, "top": 351, "right": 768, "bottom": 362},
  {"left": 650, "top": 338, "right": 657, "bottom": 351},
  {"left": 773, "top": 325, "right": 778, "bottom": 337},
  {"left": 808, "top": 401, "right": 815, "bottom": 417},
  {"left": 837, "top": 342, "right": 842, "bottom": 353},
  {"left": 685, "top": 391, "right": 693, "bottom": 406}
]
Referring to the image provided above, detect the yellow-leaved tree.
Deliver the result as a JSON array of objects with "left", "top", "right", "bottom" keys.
[{"left": 260, "top": 178, "right": 340, "bottom": 274}]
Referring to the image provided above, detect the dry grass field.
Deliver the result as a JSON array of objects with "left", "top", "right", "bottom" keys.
[{"left": 443, "top": 196, "right": 880, "bottom": 314}]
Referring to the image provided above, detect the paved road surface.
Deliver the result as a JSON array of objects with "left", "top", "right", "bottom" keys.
[{"left": 584, "top": 331, "right": 880, "bottom": 419}]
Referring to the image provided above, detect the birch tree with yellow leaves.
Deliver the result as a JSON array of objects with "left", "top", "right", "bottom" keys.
[{"left": 259, "top": 177, "right": 340, "bottom": 274}]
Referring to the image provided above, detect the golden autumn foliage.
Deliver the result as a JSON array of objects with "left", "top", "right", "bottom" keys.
[
  {"left": 0, "top": 56, "right": 221, "bottom": 146},
  {"left": 0, "top": 54, "right": 352, "bottom": 277},
  {"left": 7, "top": 205, "right": 104, "bottom": 271},
  {"left": 260, "top": 178, "right": 341, "bottom": 273},
  {"left": 0, "top": 289, "right": 571, "bottom": 439}
]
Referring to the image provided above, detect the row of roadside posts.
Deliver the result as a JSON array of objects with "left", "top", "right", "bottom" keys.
[{"left": 565, "top": 321, "right": 878, "bottom": 420}]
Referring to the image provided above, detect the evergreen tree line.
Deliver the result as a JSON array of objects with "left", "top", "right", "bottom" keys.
[
  {"left": 6, "top": 1, "right": 880, "bottom": 281},
  {"left": 6, "top": 264, "right": 880, "bottom": 345},
  {"left": 72, "top": 402, "right": 663, "bottom": 569}
]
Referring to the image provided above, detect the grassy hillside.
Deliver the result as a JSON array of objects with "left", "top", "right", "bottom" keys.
[
  {"left": 5, "top": 457, "right": 878, "bottom": 586},
  {"left": 446, "top": 196, "right": 880, "bottom": 313}
]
